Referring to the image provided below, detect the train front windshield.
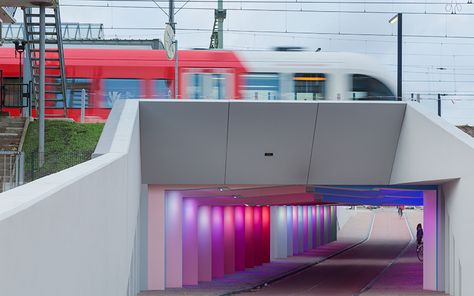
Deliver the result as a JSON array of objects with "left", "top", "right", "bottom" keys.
[{"left": 350, "top": 74, "right": 396, "bottom": 101}]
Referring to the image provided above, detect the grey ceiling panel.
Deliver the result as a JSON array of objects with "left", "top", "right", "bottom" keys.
[
  {"left": 309, "top": 102, "right": 405, "bottom": 185},
  {"left": 139, "top": 101, "right": 229, "bottom": 184},
  {"left": 226, "top": 102, "right": 318, "bottom": 184}
]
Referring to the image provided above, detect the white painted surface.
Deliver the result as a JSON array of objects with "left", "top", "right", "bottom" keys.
[
  {"left": 391, "top": 102, "right": 474, "bottom": 294},
  {"left": 337, "top": 206, "right": 357, "bottom": 230},
  {"left": 0, "top": 101, "right": 142, "bottom": 296}
]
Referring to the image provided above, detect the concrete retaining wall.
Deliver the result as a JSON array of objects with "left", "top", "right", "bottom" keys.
[{"left": 0, "top": 100, "right": 142, "bottom": 296}]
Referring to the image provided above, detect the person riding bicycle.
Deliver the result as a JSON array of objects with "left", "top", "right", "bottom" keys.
[{"left": 416, "top": 223, "right": 424, "bottom": 246}]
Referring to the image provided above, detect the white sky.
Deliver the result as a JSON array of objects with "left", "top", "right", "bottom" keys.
[{"left": 17, "top": 1, "right": 474, "bottom": 124}]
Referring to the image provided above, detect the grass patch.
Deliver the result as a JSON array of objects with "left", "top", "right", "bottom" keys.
[
  {"left": 23, "top": 120, "right": 104, "bottom": 154},
  {"left": 22, "top": 120, "right": 104, "bottom": 181}
]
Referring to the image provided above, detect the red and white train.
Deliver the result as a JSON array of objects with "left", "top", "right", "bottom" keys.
[{"left": 0, "top": 47, "right": 396, "bottom": 121}]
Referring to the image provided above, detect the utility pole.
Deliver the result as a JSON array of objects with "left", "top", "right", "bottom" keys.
[
  {"left": 397, "top": 13, "right": 402, "bottom": 101},
  {"left": 39, "top": 4, "right": 45, "bottom": 166},
  {"left": 389, "top": 13, "right": 402, "bottom": 101},
  {"left": 168, "top": 0, "right": 178, "bottom": 98},
  {"left": 438, "top": 93, "right": 442, "bottom": 117}
]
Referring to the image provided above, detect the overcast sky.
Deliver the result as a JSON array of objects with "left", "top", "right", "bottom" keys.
[{"left": 17, "top": 0, "right": 474, "bottom": 125}]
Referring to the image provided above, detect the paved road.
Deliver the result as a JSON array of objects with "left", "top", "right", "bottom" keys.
[{"left": 241, "top": 210, "right": 413, "bottom": 296}]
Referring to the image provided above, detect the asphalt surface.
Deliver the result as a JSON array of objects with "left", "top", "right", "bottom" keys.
[{"left": 240, "top": 210, "right": 419, "bottom": 296}]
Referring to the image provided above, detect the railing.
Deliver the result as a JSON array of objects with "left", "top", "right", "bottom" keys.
[{"left": 0, "top": 151, "right": 24, "bottom": 193}]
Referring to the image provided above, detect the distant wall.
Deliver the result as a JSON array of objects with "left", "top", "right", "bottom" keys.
[
  {"left": 336, "top": 206, "right": 356, "bottom": 230},
  {"left": 391, "top": 103, "right": 474, "bottom": 295},
  {"left": 0, "top": 100, "right": 142, "bottom": 296}
]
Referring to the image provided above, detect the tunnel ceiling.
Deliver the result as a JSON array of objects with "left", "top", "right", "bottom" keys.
[
  {"left": 140, "top": 101, "right": 406, "bottom": 185},
  {"left": 165, "top": 184, "right": 429, "bottom": 207}
]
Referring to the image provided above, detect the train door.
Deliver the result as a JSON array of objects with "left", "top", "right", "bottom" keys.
[{"left": 182, "top": 68, "right": 234, "bottom": 100}]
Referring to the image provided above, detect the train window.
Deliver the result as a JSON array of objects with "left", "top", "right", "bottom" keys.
[
  {"left": 103, "top": 79, "right": 141, "bottom": 108},
  {"left": 59, "top": 78, "right": 91, "bottom": 108},
  {"left": 211, "top": 74, "right": 226, "bottom": 100},
  {"left": 188, "top": 74, "right": 204, "bottom": 99},
  {"left": 242, "top": 73, "right": 280, "bottom": 100},
  {"left": 351, "top": 74, "right": 395, "bottom": 100},
  {"left": 293, "top": 73, "right": 326, "bottom": 101},
  {"left": 186, "top": 73, "right": 230, "bottom": 100},
  {"left": 153, "top": 79, "right": 171, "bottom": 99}
]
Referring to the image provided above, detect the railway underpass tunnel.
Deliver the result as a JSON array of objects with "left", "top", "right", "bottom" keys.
[
  {"left": 129, "top": 100, "right": 474, "bottom": 294},
  {"left": 143, "top": 184, "right": 441, "bottom": 293}
]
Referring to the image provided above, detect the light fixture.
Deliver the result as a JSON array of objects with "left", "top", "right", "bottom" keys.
[
  {"left": 389, "top": 14, "right": 398, "bottom": 24},
  {"left": 244, "top": 204, "right": 249, "bottom": 207}
]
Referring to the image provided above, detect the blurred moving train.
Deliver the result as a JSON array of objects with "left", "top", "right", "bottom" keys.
[{"left": 0, "top": 47, "right": 396, "bottom": 121}]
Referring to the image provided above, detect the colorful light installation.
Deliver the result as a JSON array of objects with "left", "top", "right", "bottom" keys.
[
  {"left": 234, "top": 206, "right": 245, "bottom": 271},
  {"left": 152, "top": 190, "right": 339, "bottom": 290}
]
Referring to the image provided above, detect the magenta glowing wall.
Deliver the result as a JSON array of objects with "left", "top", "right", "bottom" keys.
[
  {"left": 224, "top": 206, "right": 235, "bottom": 274},
  {"left": 182, "top": 199, "right": 198, "bottom": 285},
  {"left": 234, "top": 206, "right": 245, "bottom": 271},
  {"left": 262, "top": 206, "right": 270, "bottom": 263},
  {"left": 292, "top": 206, "right": 299, "bottom": 255},
  {"left": 245, "top": 206, "right": 255, "bottom": 268},
  {"left": 311, "top": 206, "right": 317, "bottom": 248},
  {"left": 286, "top": 206, "right": 293, "bottom": 256},
  {"left": 253, "top": 207, "right": 263, "bottom": 266},
  {"left": 198, "top": 205, "right": 212, "bottom": 282},
  {"left": 150, "top": 195, "right": 339, "bottom": 291},
  {"left": 211, "top": 206, "right": 225, "bottom": 278}
]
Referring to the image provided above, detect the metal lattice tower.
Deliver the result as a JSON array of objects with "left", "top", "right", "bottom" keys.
[{"left": 209, "top": 1, "right": 226, "bottom": 49}]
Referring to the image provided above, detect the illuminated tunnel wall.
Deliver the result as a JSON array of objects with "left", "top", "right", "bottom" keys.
[{"left": 147, "top": 186, "right": 337, "bottom": 290}]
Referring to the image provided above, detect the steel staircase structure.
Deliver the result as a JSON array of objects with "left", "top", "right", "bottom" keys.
[{"left": 23, "top": 5, "right": 67, "bottom": 118}]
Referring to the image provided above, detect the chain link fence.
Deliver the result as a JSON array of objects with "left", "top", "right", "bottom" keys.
[
  {"left": 0, "top": 150, "right": 94, "bottom": 193},
  {"left": 23, "top": 150, "right": 94, "bottom": 183},
  {"left": 0, "top": 151, "right": 24, "bottom": 192}
]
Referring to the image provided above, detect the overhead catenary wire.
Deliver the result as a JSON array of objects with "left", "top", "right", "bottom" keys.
[
  {"left": 84, "top": 26, "right": 474, "bottom": 41},
  {"left": 62, "top": 0, "right": 474, "bottom": 6},
  {"left": 59, "top": 2, "right": 474, "bottom": 16}
]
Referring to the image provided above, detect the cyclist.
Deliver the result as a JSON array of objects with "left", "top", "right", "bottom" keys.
[
  {"left": 398, "top": 206, "right": 404, "bottom": 217},
  {"left": 416, "top": 223, "right": 423, "bottom": 246}
]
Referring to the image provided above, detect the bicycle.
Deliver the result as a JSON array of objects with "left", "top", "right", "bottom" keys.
[{"left": 416, "top": 241, "right": 423, "bottom": 262}]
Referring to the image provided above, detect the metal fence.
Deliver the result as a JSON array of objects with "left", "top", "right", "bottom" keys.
[
  {"left": 0, "top": 150, "right": 94, "bottom": 193},
  {"left": 23, "top": 150, "right": 93, "bottom": 183},
  {"left": 0, "top": 150, "right": 24, "bottom": 193}
]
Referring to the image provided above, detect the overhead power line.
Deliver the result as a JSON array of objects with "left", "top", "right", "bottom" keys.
[
  {"left": 94, "top": 26, "right": 474, "bottom": 40},
  {"left": 64, "top": 0, "right": 473, "bottom": 5},
  {"left": 59, "top": 2, "right": 474, "bottom": 16}
]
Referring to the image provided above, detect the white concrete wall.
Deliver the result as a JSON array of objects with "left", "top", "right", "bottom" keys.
[
  {"left": 0, "top": 100, "right": 142, "bottom": 296},
  {"left": 336, "top": 206, "right": 356, "bottom": 230},
  {"left": 391, "top": 103, "right": 474, "bottom": 295}
]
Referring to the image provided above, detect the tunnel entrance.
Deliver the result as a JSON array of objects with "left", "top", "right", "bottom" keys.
[{"left": 143, "top": 184, "right": 441, "bottom": 295}]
